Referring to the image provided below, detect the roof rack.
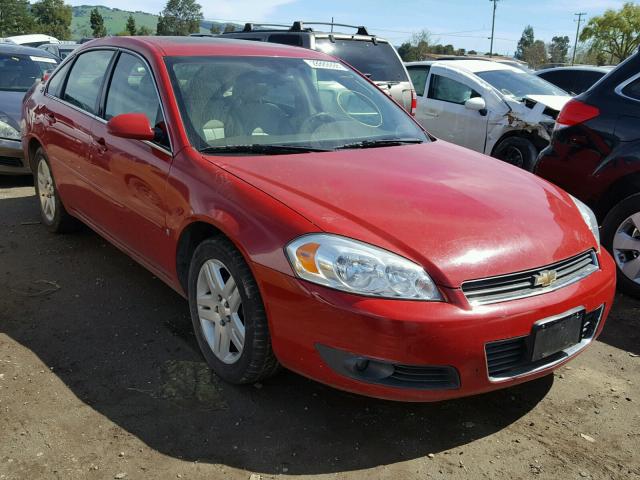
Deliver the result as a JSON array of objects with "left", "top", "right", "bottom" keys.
[{"left": 238, "top": 21, "right": 371, "bottom": 36}]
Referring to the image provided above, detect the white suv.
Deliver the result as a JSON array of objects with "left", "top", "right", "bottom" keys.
[{"left": 406, "top": 59, "right": 571, "bottom": 169}]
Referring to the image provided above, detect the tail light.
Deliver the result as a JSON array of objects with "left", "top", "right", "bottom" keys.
[
  {"left": 556, "top": 99, "right": 600, "bottom": 128},
  {"left": 410, "top": 89, "right": 417, "bottom": 116}
]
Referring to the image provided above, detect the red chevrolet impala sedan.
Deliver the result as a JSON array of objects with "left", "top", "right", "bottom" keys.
[{"left": 22, "top": 37, "right": 616, "bottom": 401}]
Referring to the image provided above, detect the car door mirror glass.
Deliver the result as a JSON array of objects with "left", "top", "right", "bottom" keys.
[{"left": 107, "top": 112, "right": 155, "bottom": 141}]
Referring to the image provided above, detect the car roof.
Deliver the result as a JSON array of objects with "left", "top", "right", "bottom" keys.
[
  {"left": 82, "top": 35, "right": 332, "bottom": 59},
  {"left": 535, "top": 66, "right": 613, "bottom": 74},
  {"left": 406, "top": 59, "right": 520, "bottom": 73},
  {"left": 0, "top": 43, "right": 59, "bottom": 57},
  {"left": 5, "top": 34, "right": 59, "bottom": 44}
]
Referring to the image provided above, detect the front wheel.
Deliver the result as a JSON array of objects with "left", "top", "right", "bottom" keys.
[
  {"left": 492, "top": 137, "right": 537, "bottom": 170},
  {"left": 187, "top": 237, "right": 279, "bottom": 384},
  {"left": 603, "top": 194, "right": 640, "bottom": 298}
]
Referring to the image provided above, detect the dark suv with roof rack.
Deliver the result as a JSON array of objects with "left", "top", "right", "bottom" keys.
[{"left": 217, "top": 21, "right": 416, "bottom": 114}]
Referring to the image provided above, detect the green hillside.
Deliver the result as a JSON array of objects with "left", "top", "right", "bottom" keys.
[{"left": 71, "top": 5, "right": 241, "bottom": 38}]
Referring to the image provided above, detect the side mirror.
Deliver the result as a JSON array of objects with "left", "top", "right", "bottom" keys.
[
  {"left": 107, "top": 113, "right": 155, "bottom": 141},
  {"left": 464, "top": 97, "right": 486, "bottom": 112}
]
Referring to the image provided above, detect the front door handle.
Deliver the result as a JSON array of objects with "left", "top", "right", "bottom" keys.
[
  {"left": 45, "top": 112, "right": 56, "bottom": 124},
  {"left": 93, "top": 136, "right": 107, "bottom": 154}
]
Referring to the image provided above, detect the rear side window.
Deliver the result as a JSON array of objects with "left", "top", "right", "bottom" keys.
[
  {"left": 268, "top": 34, "right": 303, "bottom": 46},
  {"left": 428, "top": 74, "right": 479, "bottom": 104},
  {"left": 538, "top": 70, "right": 574, "bottom": 93},
  {"left": 622, "top": 77, "right": 640, "bottom": 100},
  {"left": 46, "top": 61, "right": 71, "bottom": 97},
  {"left": 407, "top": 66, "right": 430, "bottom": 96},
  {"left": 63, "top": 50, "right": 113, "bottom": 114},
  {"left": 573, "top": 71, "right": 605, "bottom": 95},
  {"left": 314, "top": 39, "right": 408, "bottom": 82}
]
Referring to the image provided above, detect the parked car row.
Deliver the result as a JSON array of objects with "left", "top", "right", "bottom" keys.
[{"left": 15, "top": 33, "right": 617, "bottom": 402}]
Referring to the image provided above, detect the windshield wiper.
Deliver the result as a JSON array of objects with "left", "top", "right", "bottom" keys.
[
  {"left": 199, "top": 144, "right": 332, "bottom": 155},
  {"left": 335, "top": 138, "right": 424, "bottom": 150}
]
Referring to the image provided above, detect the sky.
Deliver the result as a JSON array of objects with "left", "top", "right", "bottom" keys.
[{"left": 67, "top": 0, "right": 629, "bottom": 56}]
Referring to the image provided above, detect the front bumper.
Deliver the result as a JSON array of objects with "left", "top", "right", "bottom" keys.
[
  {"left": 253, "top": 250, "right": 616, "bottom": 402},
  {"left": 0, "top": 138, "right": 30, "bottom": 175}
]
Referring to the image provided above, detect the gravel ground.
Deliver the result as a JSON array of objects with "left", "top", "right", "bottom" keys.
[{"left": 1, "top": 176, "right": 639, "bottom": 480}]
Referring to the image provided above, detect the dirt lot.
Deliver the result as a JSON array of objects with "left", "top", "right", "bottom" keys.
[{"left": 0, "top": 176, "right": 639, "bottom": 480}]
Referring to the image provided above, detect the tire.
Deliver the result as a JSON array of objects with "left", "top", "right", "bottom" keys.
[
  {"left": 187, "top": 236, "right": 279, "bottom": 384},
  {"left": 602, "top": 194, "right": 640, "bottom": 298},
  {"left": 492, "top": 136, "right": 538, "bottom": 170},
  {"left": 33, "top": 148, "right": 79, "bottom": 233}
]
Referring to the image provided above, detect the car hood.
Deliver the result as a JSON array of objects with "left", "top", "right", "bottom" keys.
[
  {"left": 523, "top": 94, "right": 570, "bottom": 112},
  {"left": 0, "top": 90, "right": 25, "bottom": 128},
  {"left": 208, "top": 141, "right": 596, "bottom": 287}
]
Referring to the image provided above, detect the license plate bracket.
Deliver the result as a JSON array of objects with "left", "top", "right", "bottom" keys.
[{"left": 531, "top": 310, "right": 584, "bottom": 362}]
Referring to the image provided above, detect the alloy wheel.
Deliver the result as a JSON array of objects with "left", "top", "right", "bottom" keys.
[
  {"left": 196, "top": 259, "right": 245, "bottom": 364},
  {"left": 37, "top": 159, "right": 56, "bottom": 223},
  {"left": 613, "top": 212, "right": 640, "bottom": 284},
  {"left": 502, "top": 146, "right": 525, "bottom": 168}
]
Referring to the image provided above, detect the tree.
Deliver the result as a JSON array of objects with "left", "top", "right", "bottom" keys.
[
  {"left": 397, "top": 42, "right": 412, "bottom": 61},
  {"left": 515, "top": 25, "right": 534, "bottom": 60},
  {"left": 409, "top": 29, "right": 432, "bottom": 60},
  {"left": 89, "top": 7, "right": 107, "bottom": 37},
  {"left": 209, "top": 23, "right": 221, "bottom": 34},
  {"left": 156, "top": 0, "right": 202, "bottom": 36},
  {"left": 223, "top": 23, "right": 235, "bottom": 33},
  {"left": 0, "top": 0, "right": 35, "bottom": 36},
  {"left": 468, "top": 49, "right": 477, "bottom": 55},
  {"left": 126, "top": 14, "right": 137, "bottom": 36},
  {"left": 137, "top": 25, "right": 153, "bottom": 35},
  {"left": 580, "top": 2, "right": 640, "bottom": 63},
  {"left": 548, "top": 35, "right": 570, "bottom": 64},
  {"left": 523, "top": 40, "right": 548, "bottom": 68},
  {"left": 32, "top": 0, "right": 72, "bottom": 40}
]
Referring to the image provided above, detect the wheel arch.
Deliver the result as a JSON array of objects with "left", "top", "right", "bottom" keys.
[
  {"left": 490, "top": 129, "right": 548, "bottom": 157},
  {"left": 27, "top": 136, "right": 44, "bottom": 172},
  {"left": 595, "top": 172, "right": 640, "bottom": 223}
]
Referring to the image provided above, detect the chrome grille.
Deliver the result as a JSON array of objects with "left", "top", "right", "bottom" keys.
[{"left": 462, "top": 250, "right": 599, "bottom": 305}]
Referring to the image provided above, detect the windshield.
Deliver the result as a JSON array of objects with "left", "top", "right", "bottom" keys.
[
  {"left": 314, "top": 39, "right": 408, "bottom": 82},
  {"left": 165, "top": 56, "right": 427, "bottom": 153},
  {"left": 476, "top": 69, "right": 567, "bottom": 99},
  {"left": 0, "top": 53, "right": 58, "bottom": 92}
]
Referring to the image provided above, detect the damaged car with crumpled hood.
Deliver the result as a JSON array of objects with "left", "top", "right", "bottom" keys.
[{"left": 406, "top": 59, "right": 571, "bottom": 170}]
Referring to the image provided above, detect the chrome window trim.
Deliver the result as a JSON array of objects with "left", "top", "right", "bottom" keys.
[
  {"left": 462, "top": 250, "right": 599, "bottom": 306},
  {"left": 614, "top": 71, "right": 640, "bottom": 103},
  {"left": 44, "top": 46, "right": 174, "bottom": 154},
  {"left": 486, "top": 305, "right": 603, "bottom": 383}
]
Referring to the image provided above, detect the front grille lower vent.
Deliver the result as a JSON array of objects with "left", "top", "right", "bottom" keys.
[
  {"left": 389, "top": 364, "right": 459, "bottom": 389},
  {"left": 462, "top": 250, "right": 598, "bottom": 305},
  {"left": 0, "top": 156, "right": 23, "bottom": 167}
]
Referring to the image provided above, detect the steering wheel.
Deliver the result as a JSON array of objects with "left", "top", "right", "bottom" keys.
[{"left": 300, "top": 113, "right": 339, "bottom": 134}]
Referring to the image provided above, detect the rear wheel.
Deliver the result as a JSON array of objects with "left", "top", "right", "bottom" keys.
[
  {"left": 34, "top": 148, "right": 79, "bottom": 233},
  {"left": 603, "top": 194, "right": 640, "bottom": 298},
  {"left": 493, "top": 136, "right": 537, "bottom": 170},
  {"left": 187, "top": 237, "right": 279, "bottom": 384}
]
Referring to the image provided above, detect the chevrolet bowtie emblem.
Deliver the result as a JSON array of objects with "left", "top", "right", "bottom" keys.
[{"left": 533, "top": 269, "right": 558, "bottom": 288}]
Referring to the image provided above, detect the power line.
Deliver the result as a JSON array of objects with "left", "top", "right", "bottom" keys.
[{"left": 572, "top": 12, "right": 587, "bottom": 65}]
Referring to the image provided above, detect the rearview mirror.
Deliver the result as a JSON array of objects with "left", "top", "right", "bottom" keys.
[
  {"left": 107, "top": 113, "right": 155, "bottom": 141},
  {"left": 464, "top": 97, "right": 486, "bottom": 112}
]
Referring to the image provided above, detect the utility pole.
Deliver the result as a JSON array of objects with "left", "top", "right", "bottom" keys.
[
  {"left": 331, "top": 16, "right": 334, "bottom": 33},
  {"left": 572, "top": 12, "right": 587, "bottom": 65},
  {"left": 488, "top": 0, "right": 499, "bottom": 57}
]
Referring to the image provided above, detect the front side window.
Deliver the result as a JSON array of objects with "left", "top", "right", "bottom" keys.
[
  {"left": 428, "top": 74, "right": 478, "bottom": 104},
  {"left": 407, "top": 66, "right": 430, "bottom": 96},
  {"left": 63, "top": 50, "right": 113, "bottom": 114},
  {"left": 0, "top": 53, "right": 58, "bottom": 92},
  {"left": 166, "top": 56, "right": 428, "bottom": 152},
  {"left": 105, "top": 52, "right": 169, "bottom": 149},
  {"left": 476, "top": 68, "right": 568, "bottom": 99}
]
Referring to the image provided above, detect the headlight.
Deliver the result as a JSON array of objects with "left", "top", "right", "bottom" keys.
[
  {"left": 0, "top": 119, "right": 20, "bottom": 140},
  {"left": 570, "top": 195, "right": 600, "bottom": 247},
  {"left": 285, "top": 234, "right": 442, "bottom": 300}
]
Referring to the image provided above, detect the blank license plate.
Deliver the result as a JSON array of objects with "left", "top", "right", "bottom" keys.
[{"left": 531, "top": 311, "right": 583, "bottom": 361}]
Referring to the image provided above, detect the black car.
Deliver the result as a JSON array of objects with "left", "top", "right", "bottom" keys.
[
  {"left": 0, "top": 43, "right": 58, "bottom": 174},
  {"left": 535, "top": 52, "right": 640, "bottom": 296},
  {"left": 535, "top": 66, "right": 614, "bottom": 96}
]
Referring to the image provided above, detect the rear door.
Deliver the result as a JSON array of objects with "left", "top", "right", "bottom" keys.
[
  {"left": 88, "top": 50, "right": 174, "bottom": 274},
  {"left": 420, "top": 66, "right": 488, "bottom": 152},
  {"left": 40, "top": 49, "right": 114, "bottom": 205}
]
